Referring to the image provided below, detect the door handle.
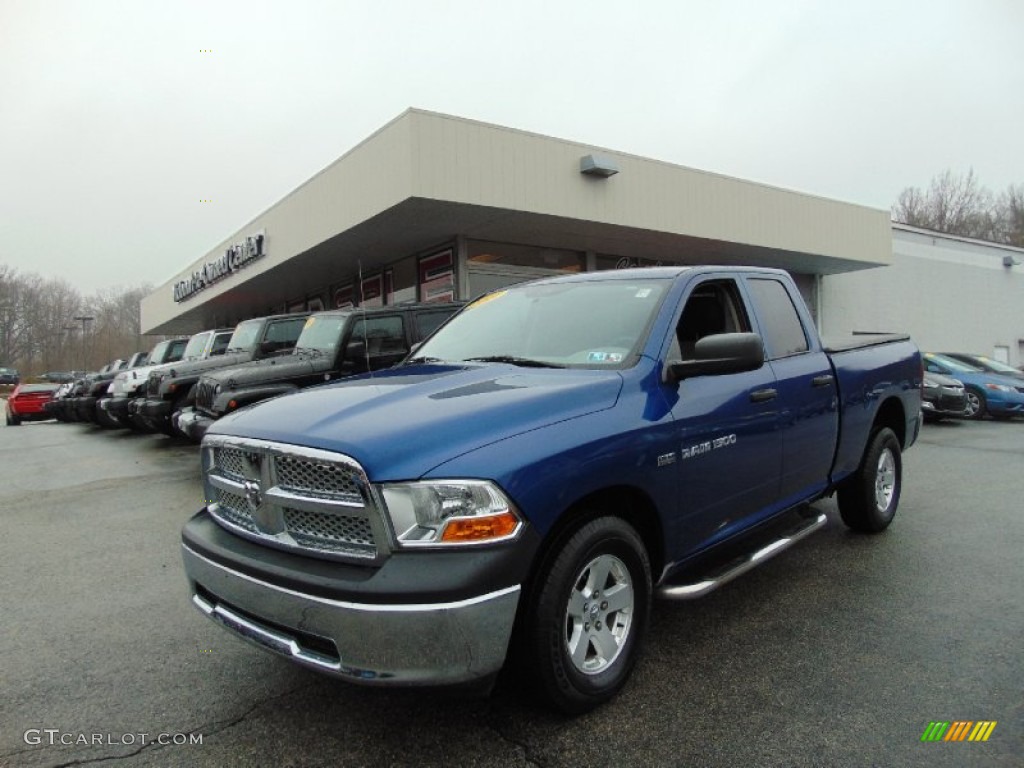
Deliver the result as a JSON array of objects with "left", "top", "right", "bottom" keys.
[
  {"left": 750, "top": 388, "right": 778, "bottom": 403},
  {"left": 812, "top": 375, "right": 834, "bottom": 388}
]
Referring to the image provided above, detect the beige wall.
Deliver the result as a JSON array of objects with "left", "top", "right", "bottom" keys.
[
  {"left": 408, "top": 110, "right": 890, "bottom": 268},
  {"left": 822, "top": 226, "right": 1024, "bottom": 366},
  {"left": 144, "top": 109, "right": 890, "bottom": 333}
]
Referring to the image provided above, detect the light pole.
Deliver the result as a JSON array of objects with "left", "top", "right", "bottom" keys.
[
  {"left": 62, "top": 326, "right": 78, "bottom": 371},
  {"left": 74, "top": 315, "right": 94, "bottom": 371}
]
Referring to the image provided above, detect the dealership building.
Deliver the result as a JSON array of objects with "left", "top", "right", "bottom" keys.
[{"left": 141, "top": 109, "right": 1024, "bottom": 366}]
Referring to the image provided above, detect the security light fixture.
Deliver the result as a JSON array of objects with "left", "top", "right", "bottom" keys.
[{"left": 580, "top": 153, "right": 619, "bottom": 178}]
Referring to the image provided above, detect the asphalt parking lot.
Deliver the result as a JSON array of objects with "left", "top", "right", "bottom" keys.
[{"left": 1, "top": 418, "right": 1021, "bottom": 767}]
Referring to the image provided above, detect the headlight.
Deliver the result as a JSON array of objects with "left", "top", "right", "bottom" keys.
[
  {"left": 985, "top": 383, "right": 1013, "bottom": 392},
  {"left": 214, "top": 384, "right": 222, "bottom": 395},
  {"left": 923, "top": 378, "right": 938, "bottom": 388},
  {"left": 380, "top": 480, "right": 522, "bottom": 546}
]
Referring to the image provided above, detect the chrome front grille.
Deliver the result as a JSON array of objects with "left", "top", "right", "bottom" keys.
[
  {"left": 275, "top": 455, "right": 363, "bottom": 501},
  {"left": 283, "top": 507, "right": 375, "bottom": 555},
  {"left": 203, "top": 436, "right": 384, "bottom": 562},
  {"left": 196, "top": 379, "right": 216, "bottom": 412},
  {"left": 214, "top": 445, "right": 248, "bottom": 481},
  {"left": 214, "top": 491, "right": 259, "bottom": 533}
]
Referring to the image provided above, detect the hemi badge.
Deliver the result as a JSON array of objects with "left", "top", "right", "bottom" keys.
[{"left": 657, "top": 453, "right": 677, "bottom": 467}]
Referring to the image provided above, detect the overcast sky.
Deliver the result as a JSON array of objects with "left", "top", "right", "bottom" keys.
[{"left": 2, "top": 0, "right": 1021, "bottom": 294}]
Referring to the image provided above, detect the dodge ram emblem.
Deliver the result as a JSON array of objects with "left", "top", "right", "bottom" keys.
[{"left": 243, "top": 479, "right": 263, "bottom": 511}]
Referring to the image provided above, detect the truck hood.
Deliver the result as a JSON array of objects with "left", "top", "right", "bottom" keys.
[
  {"left": 111, "top": 359, "right": 187, "bottom": 395},
  {"left": 201, "top": 354, "right": 316, "bottom": 387},
  {"left": 166, "top": 351, "right": 255, "bottom": 379},
  {"left": 210, "top": 363, "right": 623, "bottom": 480}
]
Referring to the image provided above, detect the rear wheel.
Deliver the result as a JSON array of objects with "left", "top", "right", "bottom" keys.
[
  {"left": 523, "top": 516, "right": 651, "bottom": 714},
  {"left": 7, "top": 411, "right": 21, "bottom": 426},
  {"left": 837, "top": 427, "right": 901, "bottom": 533},
  {"left": 963, "top": 387, "right": 986, "bottom": 420}
]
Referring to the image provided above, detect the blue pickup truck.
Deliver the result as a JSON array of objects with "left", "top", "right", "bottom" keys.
[{"left": 181, "top": 266, "right": 921, "bottom": 713}]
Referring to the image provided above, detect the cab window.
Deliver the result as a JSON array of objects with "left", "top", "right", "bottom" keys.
[
  {"left": 669, "top": 280, "right": 751, "bottom": 360},
  {"left": 745, "top": 278, "right": 809, "bottom": 359}
]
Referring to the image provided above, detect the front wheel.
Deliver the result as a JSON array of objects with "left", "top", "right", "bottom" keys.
[
  {"left": 524, "top": 516, "right": 651, "bottom": 714},
  {"left": 963, "top": 387, "right": 986, "bottom": 420},
  {"left": 837, "top": 427, "right": 902, "bottom": 533}
]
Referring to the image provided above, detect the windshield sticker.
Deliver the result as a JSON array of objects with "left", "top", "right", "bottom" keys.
[
  {"left": 588, "top": 351, "right": 624, "bottom": 363},
  {"left": 467, "top": 291, "right": 507, "bottom": 311},
  {"left": 635, "top": 288, "right": 652, "bottom": 298},
  {"left": 303, "top": 317, "right": 316, "bottom": 329}
]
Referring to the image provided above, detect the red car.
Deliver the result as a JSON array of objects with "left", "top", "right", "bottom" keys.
[{"left": 5, "top": 383, "right": 59, "bottom": 426}]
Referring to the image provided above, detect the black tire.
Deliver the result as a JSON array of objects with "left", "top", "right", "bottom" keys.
[
  {"left": 8, "top": 413, "right": 21, "bottom": 426},
  {"left": 963, "top": 387, "right": 986, "bottom": 420},
  {"left": 524, "top": 516, "right": 651, "bottom": 714},
  {"left": 837, "top": 427, "right": 901, "bottom": 533}
]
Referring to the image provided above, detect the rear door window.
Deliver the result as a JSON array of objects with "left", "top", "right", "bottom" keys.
[
  {"left": 348, "top": 316, "right": 408, "bottom": 357},
  {"left": 414, "top": 310, "right": 457, "bottom": 340},
  {"left": 745, "top": 278, "right": 809, "bottom": 359}
]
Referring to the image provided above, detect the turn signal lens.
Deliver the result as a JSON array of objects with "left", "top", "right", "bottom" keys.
[
  {"left": 441, "top": 512, "right": 520, "bottom": 542},
  {"left": 381, "top": 479, "right": 522, "bottom": 547}
]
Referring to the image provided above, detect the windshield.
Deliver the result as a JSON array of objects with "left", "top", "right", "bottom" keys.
[
  {"left": 226, "top": 320, "right": 262, "bottom": 353},
  {"left": 975, "top": 357, "right": 1019, "bottom": 374},
  {"left": 295, "top": 314, "right": 348, "bottom": 355},
  {"left": 182, "top": 332, "right": 212, "bottom": 360},
  {"left": 148, "top": 341, "right": 170, "bottom": 364},
  {"left": 928, "top": 354, "right": 982, "bottom": 373},
  {"left": 414, "top": 277, "right": 672, "bottom": 368}
]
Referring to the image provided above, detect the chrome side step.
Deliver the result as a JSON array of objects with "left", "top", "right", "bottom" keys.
[{"left": 657, "top": 512, "right": 828, "bottom": 600}]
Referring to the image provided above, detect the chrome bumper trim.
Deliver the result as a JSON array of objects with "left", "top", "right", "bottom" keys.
[{"left": 182, "top": 544, "right": 520, "bottom": 684}]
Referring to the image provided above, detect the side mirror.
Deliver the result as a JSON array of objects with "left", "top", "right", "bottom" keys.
[
  {"left": 666, "top": 332, "right": 765, "bottom": 382},
  {"left": 344, "top": 339, "right": 367, "bottom": 363}
]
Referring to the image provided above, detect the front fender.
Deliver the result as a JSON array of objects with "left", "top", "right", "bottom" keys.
[{"left": 213, "top": 383, "right": 299, "bottom": 413}]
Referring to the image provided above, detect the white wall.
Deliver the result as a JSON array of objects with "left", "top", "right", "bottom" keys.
[{"left": 822, "top": 225, "right": 1024, "bottom": 366}]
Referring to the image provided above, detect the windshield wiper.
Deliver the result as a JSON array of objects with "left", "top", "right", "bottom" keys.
[
  {"left": 403, "top": 356, "right": 447, "bottom": 365},
  {"left": 463, "top": 355, "right": 565, "bottom": 368},
  {"left": 295, "top": 347, "right": 323, "bottom": 358}
]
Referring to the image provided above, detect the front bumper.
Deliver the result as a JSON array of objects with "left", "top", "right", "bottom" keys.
[
  {"left": 987, "top": 400, "right": 1024, "bottom": 416},
  {"left": 73, "top": 396, "right": 97, "bottom": 421},
  {"left": 175, "top": 408, "right": 213, "bottom": 442},
  {"left": 182, "top": 510, "right": 536, "bottom": 686},
  {"left": 102, "top": 395, "right": 135, "bottom": 420},
  {"left": 922, "top": 391, "right": 967, "bottom": 417},
  {"left": 140, "top": 398, "right": 173, "bottom": 423}
]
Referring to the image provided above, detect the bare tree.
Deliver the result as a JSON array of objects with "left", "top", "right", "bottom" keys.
[
  {"left": 0, "top": 266, "right": 40, "bottom": 367},
  {"left": 994, "top": 183, "right": 1024, "bottom": 248},
  {"left": 1, "top": 262, "right": 154, "bottom": 375},
  {"left": 84, "top": 284, "right": 152, "bottom": 367},
  {"left": 892, "top": 169, "right": 997, "bottom": 240}
]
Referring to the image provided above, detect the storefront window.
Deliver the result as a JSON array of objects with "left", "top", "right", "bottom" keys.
[
  {"left": 467, "top": 241, "right": 584, "bottom": 272},
  {"left": 595, "top": 254, "right": 666, "bottom": 270}
]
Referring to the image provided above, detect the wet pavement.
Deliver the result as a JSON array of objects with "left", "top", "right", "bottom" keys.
[{"left": 1, "top": 417, "right": 1020, "bottom": 767}]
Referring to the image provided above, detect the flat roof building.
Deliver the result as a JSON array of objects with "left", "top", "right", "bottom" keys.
[{"left": 142, "top": 109, "right": 892, "bottom": 335}]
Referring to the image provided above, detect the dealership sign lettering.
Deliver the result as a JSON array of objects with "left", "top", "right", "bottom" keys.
[{"left": 173, "top": 231, "right": 266, "bottom": 302}]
